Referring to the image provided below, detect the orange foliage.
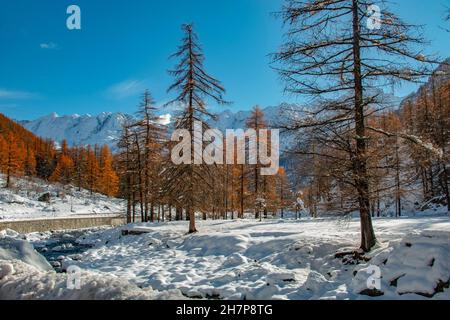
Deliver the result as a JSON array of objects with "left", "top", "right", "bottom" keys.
[
  {"left": 98, "top": 145, "right": 119, "bottom": 196},
  {"left": 0, "top": 113, "right": 119, "bottom": 196}
]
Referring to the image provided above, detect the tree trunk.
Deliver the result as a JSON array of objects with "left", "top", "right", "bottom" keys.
[
  {"left": 150, "top": 202, "right": 154, "bottom": 222},
  {"left": 175, "top": 206, "right": 181, "bottom": 221},
  {"left": 352, "top": 0, "right": 376, "bottom": 252},
  {"left": 443, "top": 164, "right": 450, "bottom": 214},
  {"left": 394, "top": 136, "right": 402, "bottom": 217},
  {"left": 188, "top": 206, "right": 197, "bottom": 233},
  {"left": 132, "top": 191, "right": 136, "bottom": 223},
  {"left": 240, "top": 165, "right": 244, "bottom": 218}
]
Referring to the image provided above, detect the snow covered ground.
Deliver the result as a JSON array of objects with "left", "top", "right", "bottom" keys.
[
  {"left": 0, "top": 175, "right": 125, "bottom": 221},
  {"left": 1, "top": 214, "right": 448, "bottom": 300}
]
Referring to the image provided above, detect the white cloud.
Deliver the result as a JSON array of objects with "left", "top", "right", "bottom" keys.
[
  {"left": 106, "top": 79, "right": 147, "bottom": 99},
  {"left": 0, "top": 89, "right": 39, "bottom": 99},
  {"left": 40, "top": 42, "right": 58, "bottom": 50}
]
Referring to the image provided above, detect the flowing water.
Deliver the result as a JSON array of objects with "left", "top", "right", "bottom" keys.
[{"left": 32, "top": 229, "right": 98, "bottom": 272}]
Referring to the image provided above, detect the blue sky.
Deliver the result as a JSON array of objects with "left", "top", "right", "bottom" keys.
[{"left": 0, "top": 0, "right": 449, "bottom": 120}]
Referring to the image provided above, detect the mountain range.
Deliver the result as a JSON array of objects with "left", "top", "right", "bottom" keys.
[
  {"left": 19, "top": 105, "right": 290, "bottom": 151},
  {"left": 20, "top": 112, "right": 131, "bottom": 150},
  {"left": 19, "top": 59, "right": 449, "bottom": 152}
]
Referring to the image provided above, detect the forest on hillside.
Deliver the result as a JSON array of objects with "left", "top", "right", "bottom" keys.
[{"left": 0, "top": 113, "right": 118, "bottom": 196}]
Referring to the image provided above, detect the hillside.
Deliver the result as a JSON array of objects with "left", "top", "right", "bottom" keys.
[
  {"left": 0, "top": 174, "right": 124, "bottom": 221},
  {"left": 0, "top": 113, "right": 57, "bottom": 183},
  {"left": 0, "top": 112, "right": 119, "bottom": 197},
  {"left": 400, "top": 58, "right": 450, "bottom": 108}
]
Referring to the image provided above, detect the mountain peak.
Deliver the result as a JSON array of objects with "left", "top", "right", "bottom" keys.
[{"left": 23, "top": 112, "right": 128, "bottom": 151}]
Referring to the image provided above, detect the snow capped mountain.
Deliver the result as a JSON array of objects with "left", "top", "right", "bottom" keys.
[
  {"left": 20, "top": 105, "right": 292, "bottom": 151},
  {"left": 210, "top": 104, "right": 291, "bottom": 131},
  {"left": 21, "top": 112, "right": 132, "bottom": 151},
  {"left": 20, "top": 93, "right": 405, "bottom": 153}
]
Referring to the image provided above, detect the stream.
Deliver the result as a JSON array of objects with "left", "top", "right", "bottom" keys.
[{"left": 31, "top": 229, "right": 100, "bottom": 272}]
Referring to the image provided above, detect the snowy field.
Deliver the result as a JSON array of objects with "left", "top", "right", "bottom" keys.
[
  {"left": 1, "top": 214, "right": 449, "bottom": 300},
  {"left": 0, "top": 175, "right": 125, "bottom": 221}
]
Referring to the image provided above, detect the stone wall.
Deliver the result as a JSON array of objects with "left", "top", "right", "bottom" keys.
[{"left": 0, "top": 215, "right": 126, "bottom": 233}]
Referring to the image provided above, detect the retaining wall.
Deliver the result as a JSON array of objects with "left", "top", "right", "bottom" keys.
[{"left": 0, "top": 215, "right": 126, "bottom": 233}]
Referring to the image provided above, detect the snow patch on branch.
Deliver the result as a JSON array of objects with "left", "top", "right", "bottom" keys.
[{"left": 367, "top": 126, "right": 444, "bottom": 159}]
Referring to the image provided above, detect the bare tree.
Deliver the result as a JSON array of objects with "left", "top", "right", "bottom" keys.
[
  {"left": 134, "top": 90, "right": 167, "bottom": 222},
  {"left": 245, "top": 106, "right": 268, "bottom": 220},
  {"left": 165, "top": 24, "right": 228, "bottom": 233},
  {"left": 274, "top": 0, "right": 441, "bottom": 251}
]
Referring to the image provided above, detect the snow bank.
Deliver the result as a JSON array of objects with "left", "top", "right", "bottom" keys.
[
  {"left": 0, "top": 236, "right": 52, "bottom": 272},
  {"left": 180, "top": 233, "right": 249, "bottom": 256},
  {"left": 351, "top": 231, "right": 450, "bottom": 299},
  {"left": 0, "top": 227, "right": 185, "bottom": 300},
  {"left": 0, "top": 259, "right": 185, "bottom": 300}
]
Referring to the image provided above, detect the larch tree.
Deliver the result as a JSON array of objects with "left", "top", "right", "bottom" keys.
[
  {"left": 400, "top": 72, "right": 449, "bottom": 214},
  {"left": 165, "top": 24, "right": 228, "bottom": 233},
  {"left": 133, "top": 90, "right": 167, "bottom": 221},
  {"left": 118, "top": 121, "right": 139, "bottom": 223},
  {"left": 50, "top": 140, "right": 75, "bottom": 184},
  {"left": 274, "top": 0, "right": 442, "bottom": 251},
  {"left": 49, "top": 154, "right": 75, "bottom": 184},
  {"left": 0, "top": 135, "right": 7, "bottom": 183},
  {"left": 73, "top": 146, "right": 87, "bottom": 192},
  {"left": 245, "top": 106, "right": 267, "bottom": 220},
  {"left": 24, "top": 146, "right": 37, "bottom": 177},
  {"left": 0, "top": 133, "right": 25, "bottom": 188},
  {"left": 85, "top": 146, "right": 100, "bottom": 195},
  {"left": 98, "top": 145, "right": 119, "bottom": 197},
  {"left": 35, "top": 138, "right": 56, "bottom": 180},
  {"left": 277, "top": 167, "right": 293, "bottom": 218}
]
